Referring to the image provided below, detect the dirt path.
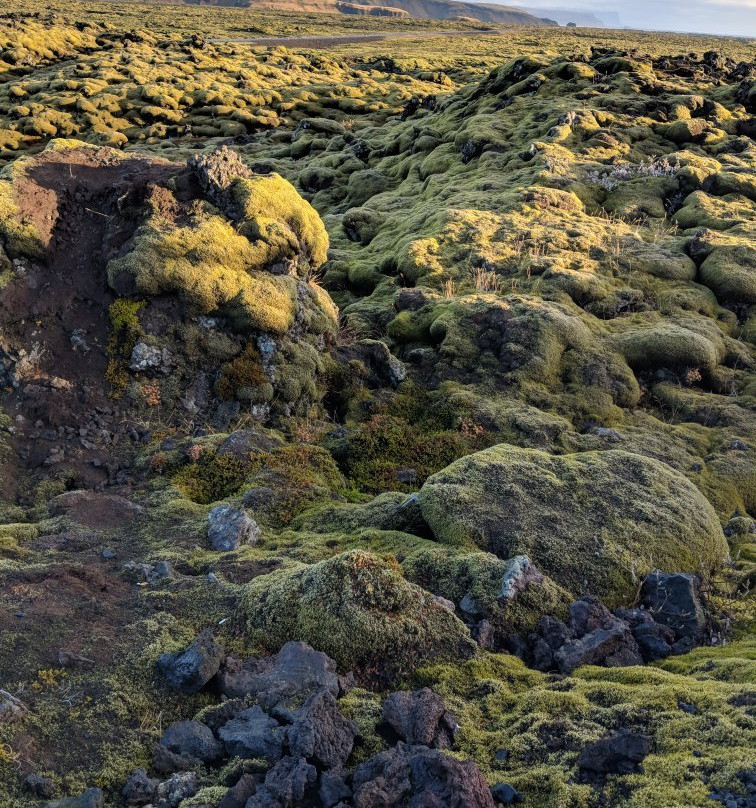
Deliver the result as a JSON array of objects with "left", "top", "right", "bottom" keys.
[{"left": 209, "top": 28, "right": 505, "bottom": 47}]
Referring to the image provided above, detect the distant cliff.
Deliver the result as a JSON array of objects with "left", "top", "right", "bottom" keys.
[{"left": 151, "top": 0, "right": 555, "bottom": 25}]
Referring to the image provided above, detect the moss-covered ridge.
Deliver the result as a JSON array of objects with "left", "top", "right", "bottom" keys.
[{"left": 232, "top": 44, "right": 756, "bottom": 523}]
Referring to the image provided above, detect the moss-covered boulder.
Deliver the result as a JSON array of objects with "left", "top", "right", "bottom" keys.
[
  {"left": 238, "top": 550, "right": 477, "bottom": 673},
  {"left": 403, "top": 548, "right": 573, "bottom": 634},
  {"left": 419, "top": 445, "right": 729, "bottom": 604}
]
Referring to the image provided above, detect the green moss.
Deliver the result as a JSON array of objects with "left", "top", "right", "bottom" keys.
[
  {"left": 410, "top": 645, "right": 755, "bottom": 807},
  {"left": 403, "top": 548, "right": 572, "bottom": 633},
  {"left": 238, "top": 549, "right": 476, "bottom": 673},
  {"left": 699, "top": 244, "right": 756, "bottom": 305},
  {"left": 233, "top": 173, "right": 329, "bottom": 272},
  {"left": 214, "top": 344, "right": 272, "bottom": 402},
  {"left": 107, "top": 212, "right": 300, "bottom": 334},
  {"left": 328, "top": 413, "right": 475, "bottom": 494},
  {"left": 173, "top": 449, "right": 254, "bottom": 505},
  {"left": 419, "top": 444, "right": 729, "bottom": 604},
  {"left": 105, "top": 298, "right": 146, "bottom": 398},
  {"left": 608, "top": 314, "right": 726, "bottom": 374}
]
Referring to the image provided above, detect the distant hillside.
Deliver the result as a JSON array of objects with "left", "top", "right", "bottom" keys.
[
  {"left": 514, "top": 6, "right": 608, "bottom": 26},
  {"left": 139, "top": 0, "right": 555, "bottom": 25}
]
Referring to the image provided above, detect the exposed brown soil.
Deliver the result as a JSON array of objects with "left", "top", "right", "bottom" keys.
[{"left": 0, "top": 148, "right": 178, "bottom": 501}]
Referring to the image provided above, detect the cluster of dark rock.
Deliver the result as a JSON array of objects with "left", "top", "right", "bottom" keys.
[
  {"left": 119, "top": 640, "right": 518, "bottom": 808},
  {"left": 507, "top": 571, "right": 713, "bottom": 674},
  {"left": 29, "top": 570, "right": 719, "bottom": 808}
]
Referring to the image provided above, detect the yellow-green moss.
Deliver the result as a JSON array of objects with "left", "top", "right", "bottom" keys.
[{"left": 419, "top": 444, "right": 729, "bottom": 604}]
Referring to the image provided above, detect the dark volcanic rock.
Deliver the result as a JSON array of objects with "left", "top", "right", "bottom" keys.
[
  {"left": 123, "top": 769, "right": 159, "bottom": 806},
  {"left": 158, "top": 629, "right": 224, "bottom": 694},
  {"left": 245, "top": 755, "right": 318, "bottom": 808},
  {"left": 615, "top": 607, "right": 676, "bottom": 662},
  {"left": 154, "top": 771, "right": 199, "bottom": 807},
  {"left": 352, "top": 742, "right": 496, "bottom": 808},
  {"left": 382, "top": 688, "right": 458, "bottom": 749},
  {"left": 157, "top": 720, "right": 224, "bottom": 769},
  {"left": 218, "top": 773, "right": 259, "bottom": 808},
  {"left": 555, "top": 597, "right": 643, "bottom": 673},
  {"left": 218, "top": 706, "right": 285, "bottom": 761},
  {"left": 40, "top": 788, "right": 105, "bottom": 808},
  {"left": 319, "top": 772, "right": 352, "bottom": 807},
  {"left": 24, "top": 773, "right": 54, "bottom": 800},
  {"left": 219, "top": 641, "right": 340, "bottom": 708},
  {"left": 490, "top": 782, "right": 524, "bottom": 804},
  {"left": 528, "top": 597, "right": 643, "bottom": 673},
  {"left": 640, "top": 571, "right": 707, "bottom": 643},
  {"left": 189, "top": 145, "right": 252, "bottom": 212},
  {"left": 287, "top": 688, "right": 358, "bottom": 770},
  {"left": 577, "top": 731, "right": 650, "bottom": 774}
]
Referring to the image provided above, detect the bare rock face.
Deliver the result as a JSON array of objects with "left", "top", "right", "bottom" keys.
[
  {"left": 188, "top": 145, "right": 252, "bottom": 212},
  {"left": 287, "top": 689, "right": 358, "bottom": 770},
  {"left": 245, "top": 756, "right": 318, "bottom": 808},
  {"left": 577, "top": 730, "right": 651, "bottom": 775},
  {"left": 155, "top": 721, "right": 224, "bottom": 774},
  {"left": 218, "top": 706, "right": 286, "bottom": 762},
  {"left": 218, "top": 641, "right": 341, "bottom": 708},
  {"left": 640, "top": 570, "right": 708, "bottom": 649}
]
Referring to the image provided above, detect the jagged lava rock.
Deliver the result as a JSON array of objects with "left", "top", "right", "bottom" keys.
[{"left": 158, "top": 629, "right": 224, "bottom": 694}]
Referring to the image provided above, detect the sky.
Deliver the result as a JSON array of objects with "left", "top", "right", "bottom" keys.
[{"left": 513, "top": 0, "right": 756, "bottom": 37}]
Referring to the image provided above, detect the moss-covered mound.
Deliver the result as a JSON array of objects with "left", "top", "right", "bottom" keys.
[
  {"left": 238, "top": 549, "right": 477, "bottom": 673},
  {"left": 419, "top": 444, "right": 729, "bottom": 604},
  {"left": 0, "top": 140, "right": 339, "bottom": 429}
]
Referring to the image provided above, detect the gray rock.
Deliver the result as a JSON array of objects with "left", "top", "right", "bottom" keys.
[
  {"left": 40, "top": 788, "right": 104, "bottom": 808},
  {"left": 122, "top": 769, "right": 159, "bottom": 806},
  {"left": 640, "top": 570, "right": 707, "bottom": 643},
  {"left": 555, "top": 624, "right": 642, "bottom": 674},
  {"left": 159, "top": 720, "right": 224, "bottom": 765},
  {"left": 218, "top": 773, "right": 258, "bottom": 808},
  {"left": 24, "top": 773, "right": 54, "bottom": 800},
  {"left": 154, "top": 771, "right": 199, "bottom": 808},
  {"left": 460, "top": 592, "right": 486, "bottom": 621},
  {"left": 158, "top": 629, "right": 224, "bottom": 694},
  {"left": 153, "top": 560, "right": 175, "bottom": 579},
  {"left": 189, "top": 146, "right": 252, "bottom": 211},
  {"left": 490, "top": 783, "right": 524, "bottom": 804},
  {"left": 208, "top": 505, "right": 260, "bottom": 552},
  {"left": 432, "top": 595, "right": 456, "bottom": 613},
  {"left": 245, "top": 756, "right": 317, "bottom": 808},
  {"left": 287, "top": 688, "right": 357, "bottom": 770},
  {"left": 218, "top": 706, "right": 285, "bottom": 761},
  {"left": 319, "top": 772, "right": 352, "bottom": 808},
  {"left": 218, "top": 642, "right": 340, "bottom": 710},
  {"left": 218, "top": 429, "right": 282, "bottom": 459},
  {"left": 382, "top": 688, "right": 458, "bottom": 749},
  {"left": 497, "top": 555, "right": 543, "bottom": 602},
  {"left": 129, "top": 341, "right": 173, "bottom": 373},
  {"left": 577, "top": 730, "right": 650, "bottom": 774},
  {"left": 352, "top": 742, "right": 495, "bottom": 808}
]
